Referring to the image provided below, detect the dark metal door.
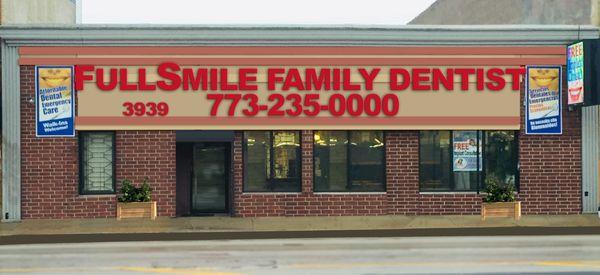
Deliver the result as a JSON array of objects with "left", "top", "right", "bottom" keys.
[{"left": 191, "top": 142, "right": 230, "bottom": 214}]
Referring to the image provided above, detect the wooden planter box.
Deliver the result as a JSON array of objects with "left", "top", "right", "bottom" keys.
[
  {"left": 481, "top": 201, "right": 521, "bottom": 220},
  {"left": 117, "top": 202, "right": 157, "bottom": 220}
]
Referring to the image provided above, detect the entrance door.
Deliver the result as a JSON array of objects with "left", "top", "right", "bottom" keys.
[{"left": 191, "top": 143, "right": 230, "bottom": 214}]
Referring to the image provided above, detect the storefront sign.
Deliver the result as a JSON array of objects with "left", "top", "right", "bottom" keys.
[
  {"left": 452, "top": 131, "right": 481, "bottom": 172},
  {"left": 525, "top": 66, "right": 562, "bottom": 135},
  {"left": 567, "top": 42, "right": 584, "bottom": 105},
  {"left": 24, "top": 46, "right": 528, "bottom": 131},
  {"left": 72, "top": 64, "right": 522, "bottom": 130},
  {"left": 35, "top": 66, "right": 75, "bottom": 137}
]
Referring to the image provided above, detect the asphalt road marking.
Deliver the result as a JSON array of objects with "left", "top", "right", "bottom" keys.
[
  {"left": 534, "top": 261, "right": 600, "bottom": 268},
  {"left": 116, "top": 266, "right": 239, "bottom": 275},
  {"left": 287, "top": 260, "right": 600, "bottom": 269},
  {"left": 0, "top": 266, "right": 239, "bottom": 275}
]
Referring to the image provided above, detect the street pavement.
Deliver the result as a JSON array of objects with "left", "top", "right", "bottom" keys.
[{"left": 1, "top": 235, "right": 600, "bottom": 274}]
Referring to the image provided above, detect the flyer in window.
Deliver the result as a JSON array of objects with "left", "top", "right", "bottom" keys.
[{"left": 452, "top": 131, "right": 481, "bottom": 172}]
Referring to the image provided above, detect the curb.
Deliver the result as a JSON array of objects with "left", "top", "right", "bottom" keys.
[{"left": 2, "top": 226, "right": 600, "bottom": 245}]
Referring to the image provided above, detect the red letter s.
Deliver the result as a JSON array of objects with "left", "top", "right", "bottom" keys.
[{"left": 157, "top": 62, "right": 182, "bottom": 91}]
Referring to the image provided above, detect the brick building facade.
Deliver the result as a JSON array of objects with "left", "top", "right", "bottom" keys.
[
  {"left": 18, "top": 66, "right": 582, "bottom": 219},
  {"left": 21, "top": 65, "right": 178, "bottom": 218},
  {"left": 2, "top": 26, "right": 596, "bottom": 222}
]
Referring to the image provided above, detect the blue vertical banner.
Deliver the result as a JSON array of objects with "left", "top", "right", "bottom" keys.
[
  {"left": 35, "top": 66, "right": 76, "bottom": 137},
  {"left": 525, "top": 66, "right": 562, "bottom": 135}
]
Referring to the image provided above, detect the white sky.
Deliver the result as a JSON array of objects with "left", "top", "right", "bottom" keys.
[{"left": 82, "top": 0, "right": 436, "bottom": 25}]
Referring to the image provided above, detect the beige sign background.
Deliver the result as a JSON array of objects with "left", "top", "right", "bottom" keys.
[
  {"left": 20, "top": 45, "right": 567, "bottom": 130},
  {"left": 75, "top": 65, "right": 521, "bottom": 130}
]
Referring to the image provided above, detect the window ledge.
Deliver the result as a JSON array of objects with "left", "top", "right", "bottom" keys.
[
  {"left": 419, "top": 191, "right": 519, "bottom": 195},
  {"left": 78, "top": 194, "right": 117, "bottom": 198},
  {"left": 241, "top": 192, "right": 302, "bottom": 195},
  {"left": 314, "top": 192, "right": 387, "bottom": 195},
  {"left": 419, "top": 191, "right": 481, "bottom": 195}
]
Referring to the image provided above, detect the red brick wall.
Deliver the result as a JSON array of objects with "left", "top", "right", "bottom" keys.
[
  {"left": 20, "top": 66, "right": 176, "bottom": 219},
  {"left": 517, "top": 72, "right": 582, "bottom": 214},
  {"left": 231, "top": 80, "right": 582, "bottom": 216},
  {"left": 115, "top": 131, "right": 176, "bottom": 217},
  {"left": 233, "top": 130, "right": 483, "bottom": 217},
  {"left": 19, "top": 64, "right": 582, "bottom": 219},
  {"left": 385, "top": 131, "right": 483, "bottom": 215},
  {"left": 233, "top": 130, "right": 388, "bottom": 217}
]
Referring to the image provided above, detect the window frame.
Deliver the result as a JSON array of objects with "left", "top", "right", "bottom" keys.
[
  {"left": 418, "top": 130, "right": 519, "bottom": 193},
  {"left": 313, "top": 130, "right": 387, "bottom": 193},
  {"left": 78, "top": 131, "right": 117, "bottom": 195},
  {"left": 242, "top": 131, "right": 302, "bottom": 193}
]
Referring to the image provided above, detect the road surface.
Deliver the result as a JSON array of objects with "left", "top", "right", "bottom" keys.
[{"left": 1, "top": 235, "right": 600, "bottom": 274}]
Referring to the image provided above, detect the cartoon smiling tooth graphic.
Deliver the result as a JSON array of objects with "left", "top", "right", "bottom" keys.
[
  {"left": 40, "top": 68, "right": 71, "bottom": 98},
  {"left": 528, "top": 68, "right": 559, "bottom": 90}
]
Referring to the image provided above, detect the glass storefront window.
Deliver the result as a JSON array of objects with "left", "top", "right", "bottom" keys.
[
  {"left": 243, "top": 131, "right": 301, "bottom": 192},
  {"left": 419, "top": 131, "right": 452, "bottom": 191},
  {"left": 314, "top": 131, "right": 348, "bottom": 191},
  {"left": 419, "top": 130, "right": 518, "bottom": 192},
  {"left": 314, "top": 131, "right": 385, "bottom": 192},
  {"left": 484, "top": 131, "right": 518, "bottom": 186},
  {"left": 79, "top": 132, "right": 115, "bottom": 195},
  {"left": 349, "top": 131, "right": 385, "bottom": 191}
]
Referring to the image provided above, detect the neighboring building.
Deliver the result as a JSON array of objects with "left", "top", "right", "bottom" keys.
[
  {"left": 1, "top": 0, "right": 76, "bottom": 25},
  {"left": 0, "top": 25, "right": 597, "bottom": 221},
  {"left": 410, "top": 0, "right": 592, "bottom": 25}
]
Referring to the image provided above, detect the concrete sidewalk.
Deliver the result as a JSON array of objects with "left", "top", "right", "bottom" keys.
[{"left": 2, "top": 214, "right": 600, "bottom": 236}]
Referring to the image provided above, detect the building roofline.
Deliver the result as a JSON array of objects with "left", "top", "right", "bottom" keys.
[
  {"left": 1, "top": 23, "right": 598, "bottom": 29},
  {"left": 0, "top": 24, "right": 597, "bottom": 46}
]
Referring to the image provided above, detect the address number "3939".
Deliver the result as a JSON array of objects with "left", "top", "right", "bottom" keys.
[{"left": 122, "top": 102, "right": 170, "bottom": 116}]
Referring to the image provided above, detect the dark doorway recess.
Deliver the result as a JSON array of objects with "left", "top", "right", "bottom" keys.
[{"left": 176, "top": 142, "right": 231, "bottom": 216}]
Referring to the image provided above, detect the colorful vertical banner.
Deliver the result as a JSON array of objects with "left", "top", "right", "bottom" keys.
[
  {"left": 452, "top": 131, "right": 481, "bottom": 172},
  {"left": 525, "top": 66, "right": 562, "bottom": 135},
  {"left": 567, "top": 42, "right": 584, "bottom": 105},
  {"left": 35, "top": 66, "right": 75, "bottom": 137}
]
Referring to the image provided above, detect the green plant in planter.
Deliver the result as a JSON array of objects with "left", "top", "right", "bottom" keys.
[
  {"left": 118, "top": 178, "right": 152, "bottom": 203},
  {"left": 483, "top": 177, "right": 516, "bottom": 203}
]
